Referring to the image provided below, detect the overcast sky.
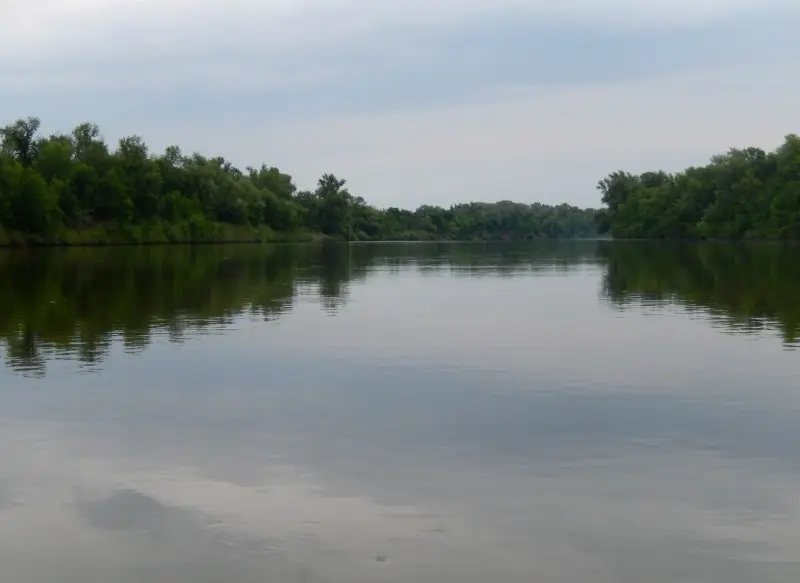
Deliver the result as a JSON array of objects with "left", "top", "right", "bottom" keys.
[{"left": 2, "top": 0, "right": 799, "bottom": 208}]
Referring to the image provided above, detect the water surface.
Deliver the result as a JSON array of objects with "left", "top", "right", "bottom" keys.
[{"left": 1, "top": 241, "right": 799, "bottom": 582}]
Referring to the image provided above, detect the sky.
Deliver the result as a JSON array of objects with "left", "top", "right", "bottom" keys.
[{"left": 1, "top": 0, "right": 799, "bottom": 209}]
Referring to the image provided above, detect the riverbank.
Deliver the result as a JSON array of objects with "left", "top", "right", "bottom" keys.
[
  {"left": 0, "top": 222, "right": 317, "bottom": 247},
  {"left": 0, "top": 224, "right": 590, "bottom": 247}
]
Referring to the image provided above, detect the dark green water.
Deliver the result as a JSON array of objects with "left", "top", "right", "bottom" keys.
[{"left": 1, "top": 241, "right": 799, "bottom": 583}]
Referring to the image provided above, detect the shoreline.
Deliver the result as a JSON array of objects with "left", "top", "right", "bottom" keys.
[
  {"left": 4, "top": 235, "right": 796, "bottom": 249},
  {"left": 0, "top": 232, "right": 603, "bottom": 248}
]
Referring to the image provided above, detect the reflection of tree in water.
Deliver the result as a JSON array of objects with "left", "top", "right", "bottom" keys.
[
  {"left": 0, "top": 245, "right": 301, "bottom": 375},
  {"left": 1, "top": 242, "right": 602, "bottom": 376},
  {"left": 316, "top": 242, "right": 355, "bottom": 314},
  {"left": 5, "top": 329, "right": 46, "bottom": 378},
  {"left": 3, "top": 240, "right": 799, "bottom": 375},
  {"left": 599, "top": 241, "right": 800, "bottom": 347}
]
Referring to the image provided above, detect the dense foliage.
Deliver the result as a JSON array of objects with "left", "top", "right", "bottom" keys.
[
  {"left": 0, "top": 117, "right": 596, "bottom": 244},
  {"left": 596, "top": 134, "right": 800, "bottom": 239}
]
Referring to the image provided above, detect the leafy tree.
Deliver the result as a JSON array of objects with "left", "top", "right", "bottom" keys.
[
  {"left": 0, "top": 116, "right": 598, "bottom": 245},
  {"left": 598, "top": 134, "right": 800, "bottom": 240},
  {"left": 1, "top": 117, "right": 42, "bottom": 166}
]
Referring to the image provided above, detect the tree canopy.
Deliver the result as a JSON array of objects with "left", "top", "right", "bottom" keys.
[
  {"left": 596, "top": 135, "right": 800, "bottom": 239},
  {"left": 0, "top": 116, "right": 597, "bottom": 245}
]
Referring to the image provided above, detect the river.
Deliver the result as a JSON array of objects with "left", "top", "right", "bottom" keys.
[{"left": 1, "top": 241, "right": 799, "bottom": 582}]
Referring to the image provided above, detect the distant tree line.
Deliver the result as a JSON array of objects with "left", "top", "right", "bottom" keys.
[
  {"left": 596, "top": 134, "right": 800, "bottom": 239},
  {"left": 0, "top": 117, "right": 597, "bottom": 245}
]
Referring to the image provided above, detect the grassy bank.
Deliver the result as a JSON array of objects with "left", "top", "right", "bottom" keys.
[
  {"left": 0, "top": 224, "right": 590, "bottom": 247},
  {"left": 0, "top": 221, "right": 316, "bottom": 247}
]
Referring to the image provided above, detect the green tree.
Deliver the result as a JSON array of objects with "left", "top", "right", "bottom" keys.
[
  {"left": 0, "top": 117, "right": 42, "bottom": 166},
  {"left": 598, "top": 134, "right": 800, "bottom": 240},
  {"left": 0, "top": 115, "right": 599, "bottom": 245}
]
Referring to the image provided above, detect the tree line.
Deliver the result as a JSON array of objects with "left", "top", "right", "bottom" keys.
[
  {"left": 596, "top": 134, "right": 800, "bottom": 239},
  {"left": 0, "top": 117, "right": 597, "bottom": 245}
]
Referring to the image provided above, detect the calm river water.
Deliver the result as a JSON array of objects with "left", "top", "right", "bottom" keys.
[{"left": 1, "top": 241, "right": 799, "bottom": 583}]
